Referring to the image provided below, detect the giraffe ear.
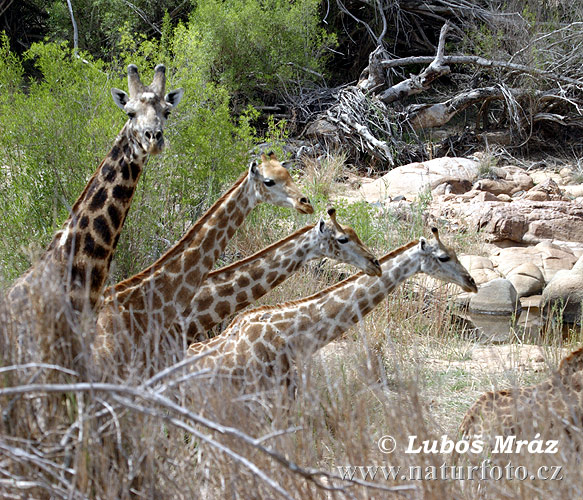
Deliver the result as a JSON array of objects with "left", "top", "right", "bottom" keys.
[
  {"left": 165, "top": 88, "right": 184, "bottom": 108},
  {"left": 111, "top": 88, "right": 129, "bottom": 110},
  {"left": 419, "top": 237, "right": 428, "bottom": 252},
  {"left": 318, "top": 218, "right": 326, "bottom": 233},
  {"left": 249, "top": 160, "right": 259, "bottom": 177}
]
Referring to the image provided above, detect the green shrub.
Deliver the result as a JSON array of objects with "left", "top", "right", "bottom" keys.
[
  {"left": 183, "top": 0, "right": 337, "bottom": 100},
  {"left": 0, "top": 38, "right": 260, "bottom": 282}
]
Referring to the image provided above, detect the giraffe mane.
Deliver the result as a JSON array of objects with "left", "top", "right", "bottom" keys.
[
  {"left": 205, "top": 224, "right": 315, "bottom": 278},
  {"left": 68, "top": 126, "right": 129, "bottom": 216},
  {"left": 113, "top": 170, "right": 249, "bottom": 292},
  {"left": 223, "top": 239, "right": 419, "bottom": 327}
]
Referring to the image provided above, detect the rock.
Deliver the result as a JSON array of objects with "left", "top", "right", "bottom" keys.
[
  {"left": 474, "top": 178, "right": 519, "bottom": 196},
  {"left": 434, "top": 199, "right": 583, "bottom": 244},
  {"left": 459, "top": 255, "right": 500, "bottom": 285},
  {"left": 474, "top": 166, "right": 533, "bottom": 196},
  {"left": 506, "top": 263, "right": 545, "bottom": 298},
  {"left": 563, "top": 184, "right": 583, "bottom": 198},
  {"left": 521, "top": 178, "right": 568, "bottom": 201},
  {"left": 431, "top": 178, "right": 473, "bottom": 196},
  {"left": 521, "top": 294, "right": 542, "bottom": 311},
  {"left": 542, "top": 255, "right": 583, "bottom": 324},
  {"left": 490, "top": 242, "right": 576, "bottom": 283},
  {"left": 559, "top": 167, "right": 573, "bottom": 183},
  {"left": 469, "top": 278, "right": 521, "bottom": 315},
  {"left": 530, "top": 170, "right": 563, "bottom": 186},
  {"left": 359, "top": 157, "right": 479, "bottom": 202}
]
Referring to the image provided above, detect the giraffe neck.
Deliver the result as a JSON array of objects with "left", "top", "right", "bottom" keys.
[
  {"left": 8, "top": 123, "right": 146, "bottom": 312},
  {"left": 104, "top": 170, "right": 258, "bottom": 331},
  {"left": 181, "top": 224, "right": 318, "bottom": 338},
  {"left": 261, "top": 240, "right": 421, "bottom": 356}
]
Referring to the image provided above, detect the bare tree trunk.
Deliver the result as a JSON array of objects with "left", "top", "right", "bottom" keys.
[{"left": 65, "top": 0, "right": 78, "bottom": 52}]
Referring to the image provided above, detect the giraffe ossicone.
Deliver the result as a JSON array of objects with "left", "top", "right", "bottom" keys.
[
  {"left": 93, "top": 152, "right": 314, "bottom": 369},
  {"left": 187, "top": 227, "right": 477, "bottom": 392}
]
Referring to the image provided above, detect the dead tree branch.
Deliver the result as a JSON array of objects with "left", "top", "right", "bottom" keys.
[
  {"left": 376, "top": 22, "right": 451, "bottom": 103},
  {"left": 378, "top": 54, "right": 583, "bottom": 88}
]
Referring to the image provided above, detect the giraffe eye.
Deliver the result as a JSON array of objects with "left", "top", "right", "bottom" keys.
[
  {"left": 127, "top": 111, "right": 136, "bottom": 119},
  {"left": 263, "top": 179, "right": 276, "bottom": 187},
  {"left": 337, "top": 236, "right": 349, "bottom": 244},
  {"left": 438, "top": 255, "right": 451, "bottom": 263},
  {"left": 163, "top": 109, "right": 171, "bottom": 119}
]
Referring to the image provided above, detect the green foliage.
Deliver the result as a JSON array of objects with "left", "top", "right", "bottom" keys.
[
  {"left": 39, "top": 0, "right": 190, "bottom": 59},
  {"left": 0, "top": 43, "right": 116, "bottom": 278},
  {"left": 0, "top": 38, "right": 259, "bottom": 281},
  {"left": 184, "top": 0, "right": 336, "bottom": 100}
]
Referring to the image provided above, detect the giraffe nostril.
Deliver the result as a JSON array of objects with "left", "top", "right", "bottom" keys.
[
  {"left": 373, "top": 259, "right": 380, "bottom": 267},
  {"left": 300, "top": 197, "right": 309, "bottom": 205},
  {"left": 155, "top": 130, "right": 163, "bottom": 141},
  {"left": 144, "top": 130, "right": 152, "bottom": 141}
]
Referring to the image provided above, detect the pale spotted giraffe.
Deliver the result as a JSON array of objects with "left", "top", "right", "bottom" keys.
[
  {"left": 174, "top": 207, "right": 382, "bottom": 342},
  {"left": 5, "top": 65, "right": 183, "bottom": 363},
  {"left": 460, "top": 345, "right": 583, "bottom": 442},
  {"left": 187, "top": 228, "right": 477, "bottom": 392},
  {"left": 93, "top": 153, "right": 313, "bottom": 368}
]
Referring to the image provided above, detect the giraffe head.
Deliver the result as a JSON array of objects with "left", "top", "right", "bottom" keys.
[
  {"left": 315, "top": 208, "right": 382, "bottom": 276},
  {"left": 111, "top": 64, "right": 184, "bottom": 155},
  {"left": 250, "top": 152, "right": 314, "bottom": 214},
  {"left": 417, "top": 227, "right": 478, "bottom": 293}
]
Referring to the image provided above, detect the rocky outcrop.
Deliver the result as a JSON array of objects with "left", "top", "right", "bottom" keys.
[
  {"left": 473, "top": 165, "right": 534, "bottom": 197},
  {"left": 490, "top": 242, "right": 577, "bottom": 283},
  {"left": 358, "top": 157, "right": 479, "bottom": 202},
  {"left": 521, "top": 178, "right": 568, "bottom": 201},
  {"left": 433, "top": 198, "right": 583, "bottom": 244}
]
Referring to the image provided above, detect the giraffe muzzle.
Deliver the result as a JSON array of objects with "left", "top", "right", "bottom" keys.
[
  {"left": 463, "top": 275, "right": 478, "bottom": 293},
  {"left": 144, "top": 129, "right": 164, "bottom": 154},
  {"left": 295, "top": 197, "right": 314, "bottom": 214},
  {"left": 368, "top": 258, "right": 382, "bottom": 277}
]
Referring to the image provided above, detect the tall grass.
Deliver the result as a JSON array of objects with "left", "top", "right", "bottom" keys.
[{"left": 1, "top": 212, "right": 581, "bottom": 498}]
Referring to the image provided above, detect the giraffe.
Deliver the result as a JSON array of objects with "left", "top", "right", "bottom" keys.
[
  {"left": 93, "top": 152, "right": 314, "bottom": 367},
  {"left": 5, "top": 64, "right": 183, "bottom": 363},
  {"left": 187, "top": 227, "right": 477, "bottom": 392},
  {"left": 174, "top": 207, "right": 382, "bottom": 342},
  {"left": 459, "top": 345, "right": 583, "bottom": 443}
]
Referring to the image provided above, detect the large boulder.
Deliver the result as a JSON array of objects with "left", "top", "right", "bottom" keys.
[
  {"left": 432, "top": 198, "right": 583, "bottom": 244},
  {"left": 459, "top": 255, "right": 500, "bottom": 285},
  {"left": 506, "top": 263, "right": 545, "bottom": 298},
  {"left": 469, "top": 278, "right": 521, "bottom": 315},
  {"left": 359, "top": 157, "right": 479, "bottom": 202},
  {"left": 490, "top": 242, "right": 577, "bottom": 283},
  {"left": 542, "top": 255, "right": 583, "bottom": 324}
]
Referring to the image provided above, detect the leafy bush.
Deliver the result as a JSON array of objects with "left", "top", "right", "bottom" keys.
[
  {"left": 183, "top": 0, "right": 337, "bottom": 101},
  {"left": 0, "top": 37, "right": 259, "bottom": 282}
]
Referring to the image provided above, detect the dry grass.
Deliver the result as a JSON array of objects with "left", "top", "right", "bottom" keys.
[
  {"left": 2, "top": 258, "right": 582, "bottom": 499},
  {"left": 1, "top": 157, "right": 582, "bottom": 498}
]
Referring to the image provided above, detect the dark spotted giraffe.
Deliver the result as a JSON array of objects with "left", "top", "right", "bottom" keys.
[
  {"left": 460, "top": 345, "right": 583, "bottom": 442},
  {"left": 5, "top": 64, "right": 183, "bottom": 364}
]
